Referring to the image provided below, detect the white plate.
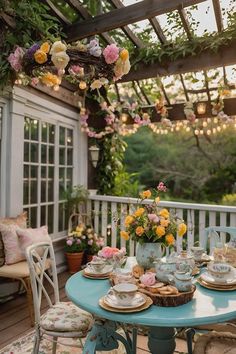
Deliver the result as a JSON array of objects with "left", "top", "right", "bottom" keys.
[
  {"left": 84, "top": 265, "right": 113, "bottom": 275},
  {"left": 201, "top": 269, "right": 236, "bottom": 285},
  {"left": 103, "top": 293, "right": 146, "bottom": 309}
]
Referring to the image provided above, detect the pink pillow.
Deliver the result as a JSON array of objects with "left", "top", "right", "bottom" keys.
[
  {"left": 0, "top": 224, "right": 25, "bottom": 264},
  {"left": 17, "top": 226, "right": 51, "bottom": 253}
]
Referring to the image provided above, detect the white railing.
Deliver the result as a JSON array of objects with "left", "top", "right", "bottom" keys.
[{"left": 87, "top": 195, "right": 236, "bottom": 256}]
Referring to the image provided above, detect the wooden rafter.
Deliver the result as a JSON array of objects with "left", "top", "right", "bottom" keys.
[
  {"left": 136, "top": 81, "right": 151, "bottom": 105},
  {"left": 180, "top": 74, "right": 189, "bottom": 101},
  {"left": 44, "top": 0, "right": 71, "bottom": 25},
  {"left": 178, "top": 7, "right": 192, "bottom": 39},
  {"left": 212, "top": 0, "right": 224, "bottom": 32},
  {"left": 63, "top": 0, "right": 114, "bottom": 44},
  {"left": 203, "top": 71, "right": 211, "bottom": 102},
  {"left": 149, "top": 18, "right": 167, "bottom": 44},
  {"left": 120, "top": 39, "right": 236, "bottom": 82},
  {"left": 107, "top": 0, "right": 144, "bottom": 48},
  {"left": 66, "top": 0, "right": 207, "bottom": 41}
]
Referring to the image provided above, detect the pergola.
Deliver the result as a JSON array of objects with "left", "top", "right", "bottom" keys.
[{"left": 28, "top": 0, "right": 236, "bottom": 124}]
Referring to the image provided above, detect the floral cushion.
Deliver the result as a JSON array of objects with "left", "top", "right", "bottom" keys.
[
  {"left": 0, "top": 224, "right": 25, "bottom": 264},
  {"left": 40, "top": 302, "right": 93, "bottom": 333},
  {"left": 0, "top": 212, "right": 27, "bottom": 266},
  {"left": 16, "top": 225, "right": 51, "bottom": 256}
]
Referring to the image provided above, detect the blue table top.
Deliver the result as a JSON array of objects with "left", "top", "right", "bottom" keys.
[{"left": 65, "top": 272, "right": 236, "bottom": 328}]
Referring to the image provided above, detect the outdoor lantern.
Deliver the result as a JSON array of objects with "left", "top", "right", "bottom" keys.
[
  {"left": 197, "top": 102, "right": 207, "bottom": 115},
  {"left": 89, "top": 145, "right": 100, "bottom": 168}
]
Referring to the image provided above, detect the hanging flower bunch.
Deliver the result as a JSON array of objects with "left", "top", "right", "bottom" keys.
[
  {"left": 212, "top": 96, "right": 231, "bottom": 123},
  {"left": 8, "top": 39, "right": 131, "bottom": 91},
  {"left": 155, "top": 96, "right": 172, "bottom": 128},
  {"left": 184, "top": 101, "right": 196, "bottom": 123},
  {"left": 120, "top": 182, "right": 187, "bottom": 246}
]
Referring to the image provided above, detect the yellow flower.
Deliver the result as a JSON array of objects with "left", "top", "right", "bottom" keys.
[
  {"left": 120, "top": 49, "right": 129, "bottom": 61},
  {"left": 135, "top": 226, "right": 144, "bottom": 236},
  {"left": 125, "top": 215, "right": 134, "bottom": 227},
  {"left": 160, "top": 219, "right": 170, "bottom": 227},
  {"left": 165, "top": 233, "right": 175, "bottom": 246},
  {"left": 79, "top": 81, "right": 87, "bottom": 90},
  {"left": 134, "top": 208, "right": 145, "bottom": 217},
  {"left": 50, "top": 40, "right": 67, "bottom": 55},
  {"left": 140, "top": 190, "right": 151, "bottom": 199},
  {"left": 90, "top": 79, "right": 102, "bottom": 90},
  {"left": 159, "top": 208, "right": 169, "bottom": 219},
  {"left": 34, "top": 50, "right": 47, "bottom": 64},
  {"left": 51, "top": 51, "right": 70, "bottom": 70},
  {"left": 41, "top": 72, "right": 60, "bottom": 87},
  {"left": 178, "top": 223, "right": 187, "bottom": 237},
  {"left": 40, "top": 42, "right": 50, "bottom": 54},
  {"left": 156, "top": 226, "right": 165, "bottom": 238},
  {"left": 120, "top": 231, "right": 129, "bottom": 241}
]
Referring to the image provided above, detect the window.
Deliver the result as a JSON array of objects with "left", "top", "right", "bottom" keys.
[{"left": 23, "top": 117, "right": 74, "bottom": 235}]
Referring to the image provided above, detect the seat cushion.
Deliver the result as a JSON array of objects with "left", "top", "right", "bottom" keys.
[
  {"left": 40, "top": 302, "right": 93, "bottom": 333},
  {"left": 194, "top": 331, "right": 236, "bottom": 354},
  {"left": 0, "top": 259, "right": 51, "bottom": 278}
]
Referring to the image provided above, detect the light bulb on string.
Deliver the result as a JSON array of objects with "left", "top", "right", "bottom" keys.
[
  {"left": 200, "top": 130, "right": 204, "bottom": 135},
  {"left": 203, "top": 121, "right": 208, "bottom": 127},
  {"left": 213, "top": 117, "right": 218, "bottom": 124},
  {"left": 217, "top": 126, "right": 221, "bottom": 132},
  {"left": 207, "top": 129, "right": 211, "bottom": 135},
  {"left": 194, "top": 129, "right": 200, "bottom": 135},
  {"left": 222, "top": 124, "right": 227, "bottom": 129}
]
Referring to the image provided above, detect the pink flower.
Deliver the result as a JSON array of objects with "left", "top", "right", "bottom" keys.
[
  {"left": 140, "top": 272, "right": 156, "bottom": 286},
  {"left": 69, "top": 65, "right": 84, "bottom": 76},
  {"left": 88, "top": 239, "right": 93, "bottom": 246},
  {"left": 8, "top": 47, "right": 25, "bottom": 72},
  {"left": 76, "top": 239, "right": 81, "bottom": 245},
  {"left": 148, "top": 214, "right": 159, "bottom": 223},
  {"left": 31, "top": 77, "right": 39, "bottom": 86},
  {"left": 103, "top": 44, "right": 119, "bottom": 64},
  {"left": 98, "top": 246, "right": 119, "bottom": 259},
  {"left": 157, "top": 181, "right": 167, "bottom": 192},
  {"left": 66, "top": 239, "right": 73, "bottom": 246}
]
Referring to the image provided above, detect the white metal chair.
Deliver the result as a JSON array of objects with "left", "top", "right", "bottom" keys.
[
  {"left": 25, "top": 241, "right": 93, "bottom": 354},
  {"left": 203, "top": 226, "right": 236, "bottom": 254}
]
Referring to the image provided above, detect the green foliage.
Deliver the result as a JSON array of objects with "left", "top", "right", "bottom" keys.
[
  {"left": 0, "top": 0, "right": 62, "bottom": 88},
  {"left": 63, "top": 185, "right": 89, "bottom": 215},
  {"left": 222, "top": 194, "right": 236, "bottom": 206},
  {"left": 113, "top": 170, "right": 140, "bottom": 197},
  {"left": 96, "top": 134, "right": 127, "bottom": 195}
]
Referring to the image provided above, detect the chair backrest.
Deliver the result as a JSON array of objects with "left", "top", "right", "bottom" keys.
[
  {"left": 25, "top": 241, "right": 59, "bottom": 324},
  {"left": 203, "top": 226, "right": 236, "bottom": 254}
]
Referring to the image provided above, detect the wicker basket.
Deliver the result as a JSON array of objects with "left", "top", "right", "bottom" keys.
[{"left": 139, "top": 285, "right": 196, "bottom": 307}]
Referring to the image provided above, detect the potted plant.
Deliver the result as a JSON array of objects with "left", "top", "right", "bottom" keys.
[
  {"left": 84, "top": 226, "right": 104, "bottom": 263},
  {"left": 120, "top": 182, "right": 187, "bottom": 269},
  {"left": 64, "top": 185, "right": 89, "bottom": 216},
  {"left": 65, "top": 224, "right": 87, "bottom": 274}
]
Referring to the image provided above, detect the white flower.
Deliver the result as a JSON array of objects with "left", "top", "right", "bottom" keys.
[
  {"left": 90, "top": 79, "right": 103, "bottom": 90},
  {"left": 50, "top": 41, "right": 67, "bottom": 55},
  {"left": 51, "top": 52, "right": 70, "bottom": 70}
]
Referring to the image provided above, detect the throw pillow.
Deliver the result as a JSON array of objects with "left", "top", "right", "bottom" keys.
[
  {"left": 0, "top": 224, "right": 25, "bottom": 264},
  {"left": 0, "top": 212, "right": 27, "bottom": 266},
  {"left": 17, "top": 226, "right": 51, "bottom": 256}
]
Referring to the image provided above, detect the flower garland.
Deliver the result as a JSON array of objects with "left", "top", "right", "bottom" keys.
[
  {"left": 184, "top": 101, "right": 196, "bottom": 123},
  {"left": 8, "top": 39, "right": 131, "bottom": 91},
  {"left": 211, "top": 96, "right": 231, "bottom": 123},
  {"left": 154, "top": 96, "right": 172, "bottom": 127}
]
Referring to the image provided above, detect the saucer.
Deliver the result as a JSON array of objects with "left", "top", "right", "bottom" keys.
[
  {"left": 84, "top": 265, "right": 113, "bottom": 276},
  {"left": 103, "top": 292, "right": 146, "bottom": 309},
  {"left": 195, "top": 254, "right": 212, "bottom": 266},
  {"left": 201, "top": 269, "right": 236, "bottom": 285},
  {"left": 197, "top": 277, "right": 236, "bottom": 291},
  {"left": 99, "top": 294, "right": 153, "bottom": 313}
]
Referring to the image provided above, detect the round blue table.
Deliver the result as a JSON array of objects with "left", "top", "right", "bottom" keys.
[{"left": 66, "top": 272, "right": 236, "bottom": 354}]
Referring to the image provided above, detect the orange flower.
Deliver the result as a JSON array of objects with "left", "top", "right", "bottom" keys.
[
  {"left": 125, "top": 215, "right": 134, "bottom": 227},
  {"left": 41, "top": 72, "right": 60, "bottom": 87},
  {"left": 160, "top": 219, "right": 170, "bottom": 227},
  {"left": 165, "top": 233, "right": 175, "bottom": 246},
  {"left": 155, "top": 226, "right": 165, "bottom": 238},
  {"left": 120, "top": 49, "right": 129, "bottom": 61},
  {"left": 140, "top": 190, "right": 151, "bottom": 199},
  {"left": 34, "top": 49, "right": 47, "bottom": 64},
  {"left": 134, "top": 208, "right": 145, "bottom": 217},
  {"left": 178, "top": 223, "right": 187, "bottom": 237},
  {"left": 135, "top": 226, "right": 144, "bottom": 236},
  {"left": 159, "top": 208, "right": 169, "bottom": 219},
  {"left": 40, "top": 42, "right": 50, "bottom": 54},
  {"left": 155, "top": 196, "right": 160, "bottom": 204},
  {"left": 120, "top": 231, "right": 129, "bottom": 241}
]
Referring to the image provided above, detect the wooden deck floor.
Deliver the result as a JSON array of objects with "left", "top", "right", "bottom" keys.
[{"left": 0, "top": 271, "right": 188, "bottom": 353}]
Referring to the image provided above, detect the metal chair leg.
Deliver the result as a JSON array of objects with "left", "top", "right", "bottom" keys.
[
  {"left": 185, "top": 328, "right": 196, "bottom": 354},
  {"left": 52, "top": 336, "right": 58, "bottom": 354}
]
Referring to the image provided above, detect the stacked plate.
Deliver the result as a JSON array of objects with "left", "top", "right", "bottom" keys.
[
  {"left": 197, "top": 268, "right": 236, "bottom": 291},
  {"left": 99, "top": 292, "right": 153, "bottom": 313},
  {"left": 83, "top": 265, "right": 113, "bottom": 279}
]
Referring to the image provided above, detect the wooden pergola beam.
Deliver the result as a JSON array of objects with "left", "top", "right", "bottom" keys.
[
  {"left": 107, "top": 0, "right": 144, "bottom": 48},
  {"left": 149, "top": 17, "right": 167, "bottom": 44},
  {"left": 44, "top": 0, "right": 71, "bottom": 25},
  {"left": 212, "top": 0, "right": 223, "bottom": 32},
  {"left": 66, "top": 0, "right": 207, "bottom": 41},
  {"left": 178, "top": 7, "right": 192, "bottom": 39},
  {"left": 120, "top": 39, "right": 236, "bottom": 82}
]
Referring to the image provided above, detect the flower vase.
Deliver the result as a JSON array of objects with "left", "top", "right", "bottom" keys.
[
  {"left": 136, "top": 243, "right": 165, "bottom": 270},
  {"left": 65, "top": 252, "right": 84, "bottom": 274}
]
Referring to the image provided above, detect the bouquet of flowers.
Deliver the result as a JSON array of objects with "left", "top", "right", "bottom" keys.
[
  {"left": 65, "top": 223, "right": 104, "bottom": 255},
  {"left": 94, "top": 246, "right": 127, "bottom": 267},
  {"left": 120, "top": 182, "right": 187, "bottom": 247}
]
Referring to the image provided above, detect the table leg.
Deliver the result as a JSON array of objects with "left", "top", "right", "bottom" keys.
[{"left": 148, "top": 326, "right": 176, "bottom": 354}]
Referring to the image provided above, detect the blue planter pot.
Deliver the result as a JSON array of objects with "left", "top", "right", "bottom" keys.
[{"left": 136, "top": 243, "right": 165, "bottom": 269}]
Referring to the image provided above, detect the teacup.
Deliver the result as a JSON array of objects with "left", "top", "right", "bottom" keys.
[
  {"left": 207, "top": 262, "right": 232, "bottom": 282},
  {"left": 191, "top": 246, "right": 205, "bottom": 261},
  {"left": 108, "top": 283, "right": 138, "bottom": 305},
  {"left": 173, "top": 271, "right": 192, "bottom": 292},
  {"left": 87, "top": 260, "right": 106, "bottom": 273},
  {"left": 115, "top": 268, "right": 135, "bottom": 284}
]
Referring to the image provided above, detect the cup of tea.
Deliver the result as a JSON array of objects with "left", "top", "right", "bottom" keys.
[
  {"left": 108, "top": 283, "right": 138, "bottom": 305},
  {"left": 191, "top": 246, "right": 205, "bottom": 261},
  {"left": 87, "top": 259, "right": 106, "bottom": 273}
]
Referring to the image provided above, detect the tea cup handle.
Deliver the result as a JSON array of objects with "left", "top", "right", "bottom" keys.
[
  {"left": 107, "top": 288, "right": 115, "bottom": 296},
  {"left": 161, "top": 243, "right": 166, "bottom": 257},
  {"left": 167, "top": 274, "right": 175, "bottom": 285}
]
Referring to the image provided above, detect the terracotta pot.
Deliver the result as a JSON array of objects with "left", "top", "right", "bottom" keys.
[{"left": 65, "top": 252, "right": 84, "bottom": 274}]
